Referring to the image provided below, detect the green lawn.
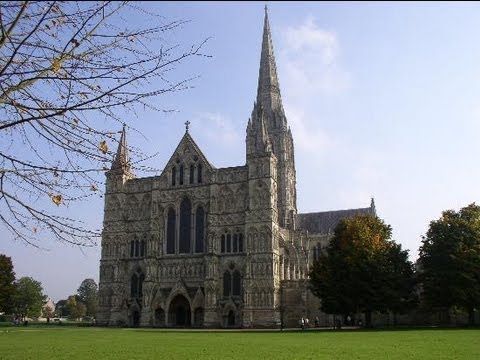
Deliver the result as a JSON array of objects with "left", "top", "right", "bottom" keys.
[{"left": 0, "top": 327, "right": 479, "bottom": 359}]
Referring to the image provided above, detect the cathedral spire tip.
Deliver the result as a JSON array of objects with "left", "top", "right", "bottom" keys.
[
  {"left": 256, "top": 4, "right": 283, "bottom": 115},
  {"left": 111, "top": 124, "right": 130, "bottom": 172}
]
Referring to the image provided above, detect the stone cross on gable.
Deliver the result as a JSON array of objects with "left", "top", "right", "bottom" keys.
[{"left": 185, "top": 120, "right": 190, "bottom": 132}]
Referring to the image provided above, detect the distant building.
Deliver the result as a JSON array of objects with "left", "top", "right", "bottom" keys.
[
  {"left": 97, "top": 8, "right": 374, "bottom": 328},
  {"left": 41, "top": 298, "right": 55, "bottom": 319}
]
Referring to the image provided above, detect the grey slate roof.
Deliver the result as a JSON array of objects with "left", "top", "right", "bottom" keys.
[{"left": 296, "top": 206, "right": 375, "bottom": 235}]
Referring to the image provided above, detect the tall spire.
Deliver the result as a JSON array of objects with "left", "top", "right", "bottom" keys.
[
  {"left": 256, "top": 5, "right": 283, "bottom": 114},
  {"left": 111, "top": 124, "right": 130, "bottom": 172}
]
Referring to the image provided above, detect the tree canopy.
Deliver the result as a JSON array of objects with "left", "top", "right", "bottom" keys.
[
  {"left": 13, "top": 276, "right": 46, "bottom": 319},
  {"left": 0, "top": 1, "right": 207, "bottom": 246},
  {"left": 0, "top": 254, "right": 16, "bottom": 314},
  {"left": 309, "top": 214, "right": 417, "bottom": 326},
  {"left": 419, "top": 202, "right": 480, "bottom": 325},
  {"left": 77, "top": 278, "right": 98, "bottom": 317},
  {"left": 66, "top": 294, "right": 86, "bottom": 320}
]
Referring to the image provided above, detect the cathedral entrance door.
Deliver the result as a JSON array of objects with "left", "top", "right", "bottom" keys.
[
  {"left": 132, "top": 311, "right": 140, "bottom": 327},
  {"left": 227, "top": 310, "right": 235, "bottom": 327},
  {"left": 169, "top": 295, "right": 191, "bottom": 327}
]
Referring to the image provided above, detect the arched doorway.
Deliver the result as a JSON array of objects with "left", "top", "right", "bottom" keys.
[
  {"left": 155, "top": 308, "right": 165, "bottom": 327},
  {"left": 169, "top": 295, "right": 191, "bottom": 327},
  {"left": 132, "top": 310, "right": 140, "bottom": 327},
  {"left": 228, "top": 310, "right": 235, "bottom": 327}
]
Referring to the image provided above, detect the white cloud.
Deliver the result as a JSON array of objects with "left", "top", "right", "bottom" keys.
[
  {"left": 192, "top": 112, "right": 243, "bottom": 145},
  {"left": 284, "top": 17, "right": 339, "bottom": 65},
  {"left": 279, "top": 16, "right": 351, "bottom": 98},
  {"left": 190, "top": 112, "right": 245, "bottom": 167},
  {"left": 285, "top": 106, "right": 332, "bottom": 155},
  {"left": 274, "top": 17, "right": 349, "bottom": 157}
]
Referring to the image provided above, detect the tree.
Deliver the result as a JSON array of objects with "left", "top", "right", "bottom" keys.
[
  {"left": 66, "top": 294, "right": 86, "bottom": 320},
  {"left": 77, "top": 278, "right": 98, "bottom": 317},
  {"left": 309, "top": 215, "right": 417, "bottom": 327},
  {"left": 419, "top": 203, "right": 480, "bottom": 325},
  {"left": 0, "top": 1, "right": 208, "bottom": 246},
  {"left": 13, "top": 276, "right": 46, "bottom": 319},
  {"left": 0, "top": 254, "right": 16, "bottom": 314},
  {"left": 55, "top": 299, "right": 70, "bottom": 318},
  {"left": 382, "top": 243, "right": 418, "bottom": 324}
]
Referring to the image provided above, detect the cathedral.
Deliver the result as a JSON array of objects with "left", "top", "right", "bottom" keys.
[{"left": 97, "top": 9, "right": 375, "bottom": 328}]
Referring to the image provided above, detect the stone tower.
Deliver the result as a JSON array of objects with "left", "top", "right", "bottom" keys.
[
  {"left": 247, "top": 7, "right": 297, "bottom": 230},
  {"left": 98, "top": 125, "right": 135, "bottom": 326}
]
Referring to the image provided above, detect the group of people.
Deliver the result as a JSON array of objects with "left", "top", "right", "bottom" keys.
[
  {"left": 299, "top": 315, "right": 363, "bottom": 330},
  {"left": 299, "top": 316, "right": 320, "bottom": 330}
]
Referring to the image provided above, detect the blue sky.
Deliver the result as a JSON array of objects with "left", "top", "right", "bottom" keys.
[{"left": 2, "top": 1, "right": 480, "bottom": 302}]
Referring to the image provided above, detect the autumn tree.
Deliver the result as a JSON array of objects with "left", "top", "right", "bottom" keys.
[
  {"left": 0, "top": 254, "right": 16, "bottom": 314},
  {"left": 77, "top": 278, "right": 98, "bottom": 317},
  {"left": 419, "top": 203, "right": 480, "bottom": 325},
  {"left": 13, "top": 276, "right": 46, "bottom": 319},
  {"left": 309, "top": 215, "right": 417, "bottom": 327},
  {"left": 0, "top": 1, "right": 208, "bottom": 246}
]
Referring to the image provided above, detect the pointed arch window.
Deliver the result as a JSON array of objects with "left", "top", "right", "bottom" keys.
[
  {"left": 232, "top": 270, "right": 241, "bottom": 296},
  {"left": 135, "top": 240, "right": 139, "bottom": 257},
  {"left": 238, "top": 234, "right": 244, "bottom": 253},
  {"left": 167, "top": 208, "right": 176, "bottom": 254},
  {"left": 195, "top": 206, "right": 205, "bottom": 253},
  {"left": 131, "top": 270, "right": 145, "bottom": 299},
  {"left": 221, "top": 234, "right": 226, "bottom": 253},
  {"left": 130, "top": 241, "right": 134, "bottom": 257},
  {"left": 220, "top": 231, "right": 244, "bottom": 254},
  {"left": 223, "top": 269, "right": 242, "bottom": 297},
  {"left": 179, "top": 198, "right": 191, "bottom": 253},
  {"left": 223, "top": 271, "right": 232, "bottom": 297},
  {"left": 226, "top": 233, "right": 231, "bottom": 253},
  {"left": 190, "top": 164, "right": 195, "bottom": 184},
  {"left": 197, "top": 163, "right": 203, "bottom": 183},
  {"left": 171, "top": 167, "right": 176, "bottom": 186},
  {"left": 233, "top": 233, "right": 238, "bottom": 253},
  {"left": 140, "top": 239, "right": 146, "bottom": 257},
  {"left": 130, "top": 273, "right": 138, "bottom": 298},
  {"left": 138, "top": 273, "right": 145, "bottom": 297},
  {"left": 179, "top": 165, "right": 184, "bottom": 185}
]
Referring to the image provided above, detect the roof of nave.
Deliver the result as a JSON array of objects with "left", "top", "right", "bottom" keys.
[{"left": 296, "top": 202, "right": 376, "bottom": 235}]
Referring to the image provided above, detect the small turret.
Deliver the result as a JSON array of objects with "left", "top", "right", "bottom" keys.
[{"left": 370, "top": 197, "right": 377, "bottom": 215}]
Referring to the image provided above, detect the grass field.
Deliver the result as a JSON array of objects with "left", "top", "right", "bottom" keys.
[{"left": 0, "top": 327, "right": 479, "bottom": 359}]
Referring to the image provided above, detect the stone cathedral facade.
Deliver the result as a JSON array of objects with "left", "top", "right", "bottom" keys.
[{"left": 97, "top": 9, "right": 375, "bottom": 328}]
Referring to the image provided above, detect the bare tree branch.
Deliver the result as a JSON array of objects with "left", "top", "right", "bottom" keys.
[{"left": 0, "top": 1, "right": 209, "bottom": 246}]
